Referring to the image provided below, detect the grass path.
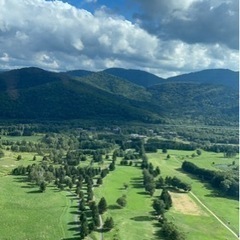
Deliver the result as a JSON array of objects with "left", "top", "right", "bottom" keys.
[{"left": 190, "top": 192, "right": 239, "bottom": 239}]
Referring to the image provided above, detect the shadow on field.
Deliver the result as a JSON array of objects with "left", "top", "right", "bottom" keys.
[
  {"left": 137, "top": 191, "right": 149, "bottom": 195},
  {"left": 62, "top": 237, "right": 80, "bottom": 240},
  {"left": 27, "top": 189, "right": 41, "bottom": 193},
  {"left": 13, "top": 176, "right": 28, "bottom": 183},
  {"left": 68, "top": 221, "right": 80, "bottom": 226},
  {"left": 130, "top": 216, "right": 153, "bottom": 221},
  {"left": 21, "top": 184, "right": 35, "bottom": 189},
  {"left": 130, "top": 177, "right": 143, "bottom": 189},
  {"left": 70, "top": 211, "right": 79, "bottom": 215},
  {"left": 108, "top": 204, "right": 121, "bottom": 210}
]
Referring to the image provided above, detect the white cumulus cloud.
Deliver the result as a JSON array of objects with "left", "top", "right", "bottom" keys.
[{"left": 0, "top": 0, "right": 238, "bottom": 77}]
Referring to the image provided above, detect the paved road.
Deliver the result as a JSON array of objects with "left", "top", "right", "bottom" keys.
[{"left": 190, "top": 191, "right": 239, "bottom": 239}]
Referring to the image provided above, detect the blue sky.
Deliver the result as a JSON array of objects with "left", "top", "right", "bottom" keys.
[{"left": 0, "top": 0, "right": 238, "bottom": 77}]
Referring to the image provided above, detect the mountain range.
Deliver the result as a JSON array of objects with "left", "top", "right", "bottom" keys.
[{"left": 0, "top": 67, "right": 238, "bottom": 125}]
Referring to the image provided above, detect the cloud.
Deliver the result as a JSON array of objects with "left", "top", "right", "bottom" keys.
[
  {"left": 132, "top": 0, "right": 239, "bottom": 50},
  {"left": 0, "top": 0, "right": 238, "bottom": 77}
]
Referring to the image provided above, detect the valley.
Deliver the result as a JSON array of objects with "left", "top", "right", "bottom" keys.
[{"left": 0, "top": 122, "right": 238, "bottom": 240}]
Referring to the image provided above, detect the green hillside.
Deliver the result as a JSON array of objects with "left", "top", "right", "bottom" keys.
[
  {"left": 74, "top": 72, "right": 152, "bottom": 102},
  {"left": 0, "top": 67, "right": 238, "bottom": 126}
]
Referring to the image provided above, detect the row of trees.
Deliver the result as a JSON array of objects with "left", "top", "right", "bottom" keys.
[{"left": 182, "top": 161, "right": 238, "bottom": 197}]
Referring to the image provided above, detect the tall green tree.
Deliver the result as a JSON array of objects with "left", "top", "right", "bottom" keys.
[
  {"left": 103, "top": 217, "right": 114, "bottom": 231},
  {"left": 152, "top": 199, "right": 165, "bottom": 215},
  {"left": 98, "top": 197, "right": 107, "bottom": 214},
  {"left": 160, "top": 189, "right": 172, "bottom": 209}
]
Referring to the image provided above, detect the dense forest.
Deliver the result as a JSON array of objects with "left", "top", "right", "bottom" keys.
[{"left": 0, "top": 67, "right": 238, "bottom": 125}]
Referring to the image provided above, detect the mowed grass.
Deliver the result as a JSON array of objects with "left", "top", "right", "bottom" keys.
[
  {"left": 92, "top": 163, "right": 160, "bottom": 240},
  {"left": 0, "top": 150, "right": 78, "bottom": 240},
  {"left": 148, "top": 150, "right": 239, "bottom": 240}
]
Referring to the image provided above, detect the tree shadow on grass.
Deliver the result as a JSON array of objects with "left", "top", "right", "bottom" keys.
[
  {"left": 68, "top": 221, "right": 80, "bottom": 226},
  {"left": 20, "top": 183, "right": 35, "bottom": 189},
  {"left": 130, "top": 216, "right": 153, "bottom": 222},
  {"left": 27, "top": 189, "right": 41, "bottom": 194},
  {"left": 70, "top": 205, "right": 78, "bottom": 209},
  {"left": 62, "top": 238, "right": 80, "bottom": 240},
  {"left": 108, "top": 204, "right": 121, "bottom": 210},
  {"left": 68, "top": 226, "right": 80, "bottom": 232},
  {"left": 13, "top": 176, "right": 29, "bottom": 183},
  {"left": 95, "top": 228, "right": 110, "bottom": 233},
  {"left": 70, "top": 211, "right": 79, "bottom": 215},
  {"left": 137, "top": 191, "right": 149, "bottom": 195},
  {"left": 130, "top": 182, "right": 143, "bottom": 188}
]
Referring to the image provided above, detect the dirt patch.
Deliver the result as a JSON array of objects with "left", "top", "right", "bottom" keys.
[{"left": 170, "top": 192, "right": 208, "bottom": 216}]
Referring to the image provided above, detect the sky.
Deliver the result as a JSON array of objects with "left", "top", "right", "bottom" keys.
[{"left": 0, "top": 0, "right": 239, "bottom": 77}]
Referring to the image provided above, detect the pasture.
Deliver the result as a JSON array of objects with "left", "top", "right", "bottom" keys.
[
  {"left": 148, "top": 150, "right": 239, "bottom": 239},
  {"left": 0, "top": 141, "right": 238, "bottom": 240},
  {"left": 0, "top": 148, "right": 77, "bottom": 240},
  {"left": 92, "top": 164, "right": 159, "bottom": 240}
]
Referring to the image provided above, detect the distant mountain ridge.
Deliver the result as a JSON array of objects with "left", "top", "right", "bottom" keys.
[
  {"left": 167, "top": 69, "right": 239, "bottom": 89},
  {"left": 72, "top": 72, "right": 152, "bottom": 102},
  {"left": 0, "top": 67, "right": 238, "bottom": 125},
  {"left": 102, "top": 68, "right": 165, "bottom": 87}
]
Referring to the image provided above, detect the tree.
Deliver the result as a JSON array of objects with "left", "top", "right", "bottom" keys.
[
  {"left": 152, "top": 199, "right": 165, "bottom": 215},
  {"left": 161, "top": 221, "right": 185, "bottom": 240},
  {"left": 145, "top": 182, "right": 156, "bottom": 196},
  {"left": 103, "top": 217, "right": 114, "bottom": 230},
  {"left": 80, "top": 220, "right": 89, "bottom": 239},
  {"left": 109, "top": 161, "right": 115, "bottom": 171},
  {"left": 79, "top": 199, "right": 86, "bottom": 211},
  {"left": 160, "top": 189, "right": 172, "bottom": 209},
  {"left": 156, "top": 176, "right": 165, "bottom": 189},
  {"left": 196, "top": 149, "right": 202, "bottom": 156},
  {"left": 98, "top": 197, "right": 107, "bottom": 214},
  {"left": 17, "top": 155, "right": 22, "bottom": 160},
  {"left": 116, "top": 196, "right": 127, "bottom": 208},
  {"left": 0, "top": 150, "right": 4, "bottom": 158},
  {"left": 162, "top": 148, "right": 167, "bottom": 154},
  {"left": 97, "top": 177, "right": 103, "bottom": 185},
  {"left": 39, "top": 181, "right": 46, "bottom": 192}
]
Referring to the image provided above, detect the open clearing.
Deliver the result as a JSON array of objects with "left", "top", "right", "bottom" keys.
[{"left": 170, "top": 191, "right": 208, "bottom": 216}]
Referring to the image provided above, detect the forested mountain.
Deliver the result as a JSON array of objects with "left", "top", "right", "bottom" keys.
[
  {"left": 167, "top": 69, "right": 239, "bottom": 89},
  {"left": 0, "top": 67, "right": 238, "bottom": 125},
  {"left": 102, "top": 68, "right": 165, "bottom": 87},
  {"left": 0, "top": 68, "right": 161, "bottom": 122},
  {"left": 73, "top": 72, "right": 152, "bottom": 102},
  {"left": 64, "top": 69, "right": 93, "bottom": 78},
  {"left": 148, "top": 82, "right": 238, "bottom": 125}
]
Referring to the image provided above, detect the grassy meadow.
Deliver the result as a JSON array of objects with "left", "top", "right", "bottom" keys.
[
  {"left": 92, "top": 163, "right": 159, "bottom": 240},
  {"left": 0, "top": 147, "right": 78, "bottom": 240},
  {"left": 0, "top": 135, "right": 239, "bottom": 240},
  {"left": 148, "top": 150, "right": 239, "bottom": 240}
]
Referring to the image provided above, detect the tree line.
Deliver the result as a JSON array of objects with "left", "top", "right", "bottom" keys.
[{"left": 182, "top": 161, "right": 239, "bottom": 198}]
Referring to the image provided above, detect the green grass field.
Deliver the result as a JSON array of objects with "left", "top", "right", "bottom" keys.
[
  {"left": 148, "top": 150, "right": 239, "bottom": 240},
  {"left": 0, "top": 148, "right": 78, "bottom": 240},
  {"left": 92, "top": 164, "right": 159, "bottom": 240},
  {"left": 0, "top": 176, "right": 77, "bottom": 240},
  {"left": 0, "top": 145, "right": 238, "bottom": 240}
]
